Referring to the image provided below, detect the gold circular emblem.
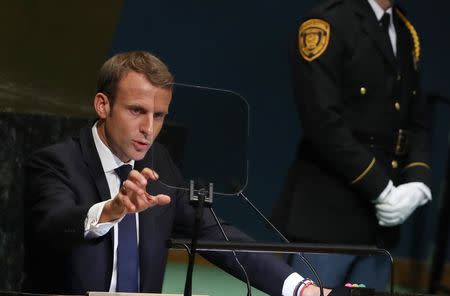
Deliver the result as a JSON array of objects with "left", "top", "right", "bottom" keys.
[{"left": 298, "top": 19, "right": 330, "bottom": 62}]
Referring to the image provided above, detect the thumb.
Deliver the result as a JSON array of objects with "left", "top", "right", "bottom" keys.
[{"left": 144, "top": 192, "right": 171, "bottom": 206}]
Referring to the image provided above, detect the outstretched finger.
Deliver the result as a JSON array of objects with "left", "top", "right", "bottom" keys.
[
  {"left": 141, "top": 167, "right": 159, "bottom": 181},
  {"left": 122, "top": 179, "right": 146, "bottom": 197},
  {"left": 127, "top": 170, "right": 148, "bottom": 187}
]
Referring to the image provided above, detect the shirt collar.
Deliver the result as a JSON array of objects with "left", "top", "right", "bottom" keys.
[
  {"left": 367, "top": 0, "right": 393, "bottom": 21},
  {"left": 92, "top": 121, "right": 135, "bottom": 173}
]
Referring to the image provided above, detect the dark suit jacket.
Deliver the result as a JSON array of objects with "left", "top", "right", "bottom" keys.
[
  {"left": 23, "top": 125, "right": 292, "bottom": 295},
  {"left": 272, "top": 0, "right": 431, "bottom": 248}
]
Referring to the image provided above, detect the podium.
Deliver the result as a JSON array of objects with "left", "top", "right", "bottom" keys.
[
  {"left": 0, "top": 292, "right": 207, "bottom": 296},
  {"left": 88, "top": 293, "right": 207, "bottom": 296},
  {"left": 168, "top": 238, "right": 395, "bottom": 295}
]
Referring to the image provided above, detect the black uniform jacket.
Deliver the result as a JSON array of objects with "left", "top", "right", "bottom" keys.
[
  {"left": 23, "top": 125, "right": 293, "bottom": 295},
  {"left": 272, "top": 0, "right": 431, "bottom": 247}
]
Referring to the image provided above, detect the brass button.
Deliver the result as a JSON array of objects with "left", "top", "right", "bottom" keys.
[
  {"left": 397, "top": 74, "right": 402, "bottom": 81},
  {"left": 391, "top": 160, "right": 398, "bottom": 169},
  {"left": 394, "top": 102, "right": 401, "bottom": 111},
  {"left": 360, "top": 87, "right": 367, "bottom": 95},
  {"left": 412, "top": 90, "right": 417, "bottom": 95}
]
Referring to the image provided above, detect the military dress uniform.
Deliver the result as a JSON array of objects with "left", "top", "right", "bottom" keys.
[{"left": 272, "top": 0, "right": 431, "bottom": 288}]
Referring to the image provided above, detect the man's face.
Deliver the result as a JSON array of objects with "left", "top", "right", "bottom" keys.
[
  {"left": 375, "top": 0, "right": 394, "bottom": 9},
  {"left": 96, "top": 71, "right": 171, "bottom": 162}
]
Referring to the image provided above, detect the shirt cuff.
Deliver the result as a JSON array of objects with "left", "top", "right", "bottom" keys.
[
  {"left": 84, "top": 200, "right": 120, "bottom": 239},
  {"left": 283, "top": 272, "right": 305, "bottom": 296}
]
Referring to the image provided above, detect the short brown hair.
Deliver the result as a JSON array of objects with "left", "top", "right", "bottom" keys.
[{"left": 96, "top": 51, "right": 174, "bottom": 104}]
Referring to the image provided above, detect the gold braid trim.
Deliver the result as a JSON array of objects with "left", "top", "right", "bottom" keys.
[
  {"left": 402, "top": 162, "right": 431, "bottom": 172},
  {"left": 350, "top": 158, "right": 376, "bottom": 185},
  {"left": 396, "top": 8, "right": 420, "bottom": 66}
]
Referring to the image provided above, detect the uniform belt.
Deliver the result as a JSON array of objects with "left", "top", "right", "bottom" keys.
[{"left": 353, "top": 129, "right": 410, "bottom": 156}]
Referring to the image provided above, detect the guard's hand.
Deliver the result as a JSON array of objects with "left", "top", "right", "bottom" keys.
[
  {"left": 101, "top": 168, "right": 171, "bottom": 222},
  {"left": 375, "top": 182, "right": 429, "bottom": 227}
]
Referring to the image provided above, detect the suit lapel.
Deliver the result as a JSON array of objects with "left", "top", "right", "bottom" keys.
[
  {"left": 351, "top": 0, "right": 397, "bottom": 69},
  {"left": 79, "top": 124, "right": 112, "bottom": 202}
]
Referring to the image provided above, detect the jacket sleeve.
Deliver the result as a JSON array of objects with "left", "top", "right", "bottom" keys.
[
  {"left": 396, "top": 17, "right": 432, "bottom": 188},
  {"left": 24, "top": 147, "right": 93, "bottom": 250},
  {"left": 401, "top": 82, "right": 431, "bottom": 187}
]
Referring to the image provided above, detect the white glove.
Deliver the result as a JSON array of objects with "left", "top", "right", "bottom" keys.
[{"left": 375, "top": 182, "right": 431, "bottom": 227}]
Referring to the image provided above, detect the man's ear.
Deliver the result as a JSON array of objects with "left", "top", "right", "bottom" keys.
[{"left": 94, "top": 93, "right": 111, "bottom": 119}]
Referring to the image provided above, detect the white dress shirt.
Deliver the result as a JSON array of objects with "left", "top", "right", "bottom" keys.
[{"left": 84, "top": 122, "right": 137, "bottom": 292}]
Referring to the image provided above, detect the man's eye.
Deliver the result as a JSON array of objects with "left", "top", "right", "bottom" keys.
[
  {"left": 130, "top": 107, "right": 142, "bottom": 114},
  {"left": 154, "top": 113, "right": 166, "bottom": 119}
]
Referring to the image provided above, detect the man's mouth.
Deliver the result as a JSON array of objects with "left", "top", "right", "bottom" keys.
[{"left": 133, "top": 139, "right": 150, "bottom": 150}]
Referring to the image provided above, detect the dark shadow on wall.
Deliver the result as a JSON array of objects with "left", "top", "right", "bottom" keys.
[{"left": 0, "top": 112, "right": 93, "bottom": 290}]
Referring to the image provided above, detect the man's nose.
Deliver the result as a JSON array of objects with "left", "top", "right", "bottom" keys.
[{"left": 141, "top": 114, "right": 154, "bottom": 136}]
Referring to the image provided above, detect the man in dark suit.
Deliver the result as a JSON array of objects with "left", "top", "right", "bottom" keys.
[
  {"left": 272, "top": 0, "right": 431, "bottom": 291},
  {"left": 23, "top": 51, "right": 331, "bottom": 296}
]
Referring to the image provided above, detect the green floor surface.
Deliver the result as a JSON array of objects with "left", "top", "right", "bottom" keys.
[{"left": 163, "top": 262, "right": 269, "bottom": 296}]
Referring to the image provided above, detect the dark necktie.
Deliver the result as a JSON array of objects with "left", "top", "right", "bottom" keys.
[
  {"left": 380, "top": 12, "right": 394, "bottom": 55},
  {"left": 115, "top": 164, "right": 139, "bottom": 292}
]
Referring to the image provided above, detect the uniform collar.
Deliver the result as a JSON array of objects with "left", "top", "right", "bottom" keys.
[{"left": 367, "top": 0, "right": 393, "bottom": 21}]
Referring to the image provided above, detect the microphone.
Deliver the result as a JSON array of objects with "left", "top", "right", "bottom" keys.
[
  {"left": 185, "top": 180, "right": 252, "bottom": 296},
  {"left": 237, "top": 191, "right": 325, "bottom": 296},
  {"left": 208, "top": 207, "right": 252, "bottom": 296}
]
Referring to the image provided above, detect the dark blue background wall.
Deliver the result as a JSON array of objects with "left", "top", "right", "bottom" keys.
[{"left": 110, "top": 0, "right": 450, "bottom": 260}]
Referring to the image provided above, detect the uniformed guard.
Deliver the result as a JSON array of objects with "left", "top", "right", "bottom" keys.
[{"left": 272, "top": 0, "right": 431, "bottom": 291}]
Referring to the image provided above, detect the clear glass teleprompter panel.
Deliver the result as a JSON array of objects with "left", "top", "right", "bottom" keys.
[{"left": 151, "top": 83, "right": 249, "bottom": 196}]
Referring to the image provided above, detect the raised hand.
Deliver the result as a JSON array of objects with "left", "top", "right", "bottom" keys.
[{"left": 101, "top": 168, "right": 171, "bottom": 222}]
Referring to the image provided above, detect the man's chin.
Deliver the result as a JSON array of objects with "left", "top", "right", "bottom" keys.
[{"left": 132, "top": 150, "right": 150, "bottom": 161}]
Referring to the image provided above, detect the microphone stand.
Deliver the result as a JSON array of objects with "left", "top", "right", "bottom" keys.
[
  {"left": 209, "top": 207, "right": 252, "bottom": 296},
  {"left": 237, "top": 192, "right": 325, "bottom": 296},
  {"left": 184, "top": 180, "right": 213, "bottom": 296}
]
